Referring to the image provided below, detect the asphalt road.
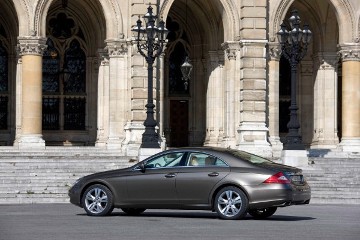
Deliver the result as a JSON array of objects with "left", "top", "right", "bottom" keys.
[{"left": 0, "top": 204, "right": 359, "bottom": 240}]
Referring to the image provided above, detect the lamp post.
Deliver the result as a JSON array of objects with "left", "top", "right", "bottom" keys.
[
  {"left": 277, "top": 9, "right": 312, "bottom": 150},
  {"left": 132, "top": 5, "right": 168, "bottom": 148}
]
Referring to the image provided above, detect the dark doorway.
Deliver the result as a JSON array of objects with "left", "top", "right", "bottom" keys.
[{"left": 169, "top": 100, "right": 189, "bottom": 147}]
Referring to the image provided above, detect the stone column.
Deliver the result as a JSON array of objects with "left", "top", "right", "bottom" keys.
[
  {"left": 95, "top": 49, "right": 110, "bottom": 148},
  {"left": 267, "top": 43, "right": 283, "bottom": 158},
  {"left": 237, "top": 41, "right": 271, "bottom": 157},
  {"left": 204, "top": 51, "right": 224, "bottom": 146},
  {"left": 339, "top": 44, "right": 360, "bottom": 152},
  {"left": 13, "top": 56, "right": 22, "bottom": 146},
  {"left": 311, "top": 53, "right": 339, "bottom": 149},
  {"left": 222, "top": 41, "right": 240, "bottom": 148},
  {"left": 16, "top": 37, "right": 46, "bottom": 149},
  {"left": 105, "top": 39, "right": 129, "bottom": 150},
  {"left": 299, "top": 60, "right": 315, "bottom": 147}
]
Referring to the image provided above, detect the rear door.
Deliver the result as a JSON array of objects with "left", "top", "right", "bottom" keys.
[{"left": 175, "top": 152, "right": 230, "bottom": 205}]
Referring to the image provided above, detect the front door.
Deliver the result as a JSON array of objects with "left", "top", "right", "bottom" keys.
[{"left": 170, "top": 100, "right": 189, "bottom": 147}]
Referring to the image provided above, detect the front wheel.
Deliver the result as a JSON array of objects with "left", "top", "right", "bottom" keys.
[
  {"left": 214, "top": 186, "right": 248, "bottom": 220},
  {"left": 82, "top": 184, "right": 114, "bottom": 216},
  {"left": 248, "top": 207, "right": 277, "bottom": 219}
]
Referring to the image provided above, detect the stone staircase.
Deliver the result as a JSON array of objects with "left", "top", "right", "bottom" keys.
[
  {"left": 303, "top": 158, "right": 360, "bottom": 204},
  {"left": 1, "top": 148, "right": 359, "bottom": 205},
  {"left": 0, "top": 148, "right": 136, "bottom": 204}
]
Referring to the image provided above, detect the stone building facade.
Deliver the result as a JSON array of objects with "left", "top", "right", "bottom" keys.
[{"left": 0, "top": 0, "right": 359, "bottom": 158}]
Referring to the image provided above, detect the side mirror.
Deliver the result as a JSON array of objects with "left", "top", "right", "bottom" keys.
[{"left": 138, "top": 162, "right": 146, "bottom": 173}]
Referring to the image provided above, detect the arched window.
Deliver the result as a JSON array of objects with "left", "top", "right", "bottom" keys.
[
  {"left": 0, "top": 40, "right": 8, "bottom": 130},
  {"left": 43, "top": 12, "right": 86, "bottom": 131}
]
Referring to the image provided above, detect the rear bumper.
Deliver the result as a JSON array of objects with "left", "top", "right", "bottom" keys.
[{"left": 246, "top": 183, "right": 311, "bottom": 209}]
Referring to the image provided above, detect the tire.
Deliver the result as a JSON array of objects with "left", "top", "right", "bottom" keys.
[
  {"left": 82, "top": 184, "right": 114, "bottom": 216},
  {"left": 248, "top": 207, "right": 277, "bottom": 219},
  {"left": 214, "top": 186, "right": 248, "bottom": 220},
  {"left": 121, "top": 208, "right": 146, "bottom": 216}
]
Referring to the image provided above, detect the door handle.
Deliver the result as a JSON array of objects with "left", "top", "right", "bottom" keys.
[
  {"left": 208, "top": 172, "right": 219, "bottom": 177},
  {"left": 165, "top": 173, "right": 176, "bottom": 178}
]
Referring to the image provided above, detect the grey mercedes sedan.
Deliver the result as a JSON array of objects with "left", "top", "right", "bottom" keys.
[{"left": 68, "top": 147, "right": 311, "bottom": 220}]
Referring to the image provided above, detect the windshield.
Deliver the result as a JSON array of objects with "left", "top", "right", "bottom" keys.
[{"left": 226, "top": 149, "right": 274, "bottom": 164}]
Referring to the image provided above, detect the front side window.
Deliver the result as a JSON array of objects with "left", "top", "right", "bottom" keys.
[{"left": 145, "top": 152, "right": 185, "bottom": 169}]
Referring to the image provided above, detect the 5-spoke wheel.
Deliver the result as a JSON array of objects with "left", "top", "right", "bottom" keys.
[
  {"left": 82, "top": 184, "right": 114, "bottom": 216},
  {"left": 214, "top": 186, "right": 248, "bottom": 220}
]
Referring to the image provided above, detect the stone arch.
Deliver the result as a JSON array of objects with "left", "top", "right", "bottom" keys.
[
  {"left": 34, "top": 0, "right": 123, "bottom": 39},
  {"left": 269, "top": 0, "right": 355, "bottom": 43},
  {"left": 10, "top": 0, "right": 28, "bottom": 36},
  {"left": 160, "top": 0, "right": 240, "bottom": 42}
]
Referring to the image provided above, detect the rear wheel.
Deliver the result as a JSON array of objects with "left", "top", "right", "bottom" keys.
[
  {"left": 82, "top": 184, "right": 114, "bottom": 216},
  {"left": 214, "top": 186, "right": 248, "bottom": 220},
  {"left": 121, "top": 208, "right": 146, "bottom": 216},
  {"left": 248, "top": 207, "right": 277, "bottom": 219}
]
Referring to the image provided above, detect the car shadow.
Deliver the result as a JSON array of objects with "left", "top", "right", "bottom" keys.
[{"left": 77, "top": 211, "right": 316, "bottom": 221}]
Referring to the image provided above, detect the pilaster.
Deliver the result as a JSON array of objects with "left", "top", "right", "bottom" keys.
[
  {"left": 237, "top": 40, "right": 271, "bottom": 157},
  {"left": 267, "top": 42, "right": 283, "bottom": 158},
  {"left": 16, "top": 37, "right": 46, "bottom": 149}
]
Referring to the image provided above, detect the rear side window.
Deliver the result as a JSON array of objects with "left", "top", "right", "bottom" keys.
[{"left": 187, "top": 153, "right": 228, "bottom": 167}]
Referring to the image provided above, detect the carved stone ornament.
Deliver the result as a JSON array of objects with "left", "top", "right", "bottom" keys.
[
  {"left": 105, "top": 39, "right": 128, "bottom": 57},
  {"left": 221, "top": 41, "right": 240, "bottom": 60},
  {"left": 17, "top": 37, "right": 47, "bottom": 56},
  {"left": 338, "top": 44, "right": 360, "bottom": 62},
  {"left": 268, "top": 43, "right": 281, "bottom": 61}
]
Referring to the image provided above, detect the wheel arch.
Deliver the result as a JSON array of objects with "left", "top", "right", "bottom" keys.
[{"left": 80, "top": 180, "right": 115, "bottom": 206}]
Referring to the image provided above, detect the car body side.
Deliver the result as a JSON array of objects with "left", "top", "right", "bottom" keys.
[{"left": 69, "top": 150, "right": 310, "bottom": 211}]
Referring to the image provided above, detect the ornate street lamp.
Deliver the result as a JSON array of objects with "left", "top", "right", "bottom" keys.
[
  {"left": 132, "top": 5, "right": 168, "bottom": 148},
  {"left": 277, "top": 9, "right": 312, "bottom": 150},
  {"left": 181, "top": 56, "right": 193, "bottom": 90},
  {"left": 180, "top": 0, "right": 193, "bottom": 90}
]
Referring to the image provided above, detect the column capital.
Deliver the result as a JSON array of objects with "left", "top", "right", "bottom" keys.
[
  {"left": 313, "top": 52, "right": 339, "bottom": 69},
  {"left": 338, "top": 43, "right": 360, "bottom": 62},
  {"left": 17, "top": 37, "right": 47, "bottom": 56},
  {"left": 105, "top": 39, "right": 129, "bottom": 57},
  {"left": 98, "top": 48, "right": 110, "bottom": 66},
  {"left": 221, "top": 41, "right": 240, "bottom": 60},
  {"left": 268, "top": 43, "right": 281, "bottom": 61}
]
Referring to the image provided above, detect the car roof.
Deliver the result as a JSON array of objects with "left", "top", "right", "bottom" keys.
[{"left": 157, "top": 147, "right": 258, "bottom": 167}]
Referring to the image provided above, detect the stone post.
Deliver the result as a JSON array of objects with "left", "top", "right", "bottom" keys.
[
  {"left": 338, "top": 44, "right": 360, "bottom": 152},
  {"left": 17, "top": 37, "right": 46, "bottom": 149}
]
